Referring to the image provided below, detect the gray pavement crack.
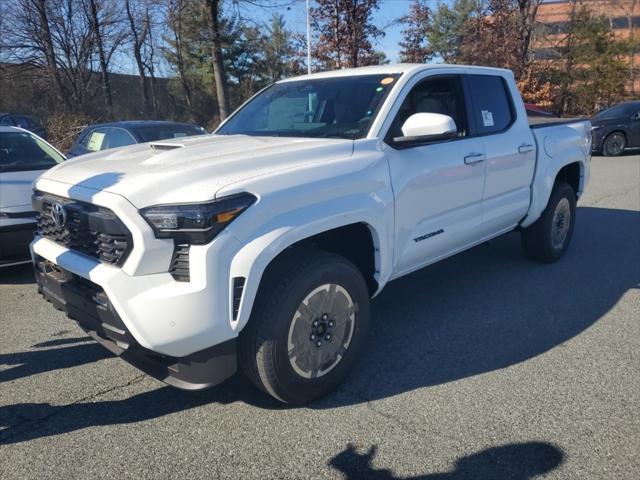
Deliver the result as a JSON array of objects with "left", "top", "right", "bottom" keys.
[
  {"left": 343, "top": 388, "right": 462, "bottom": 446},
  {"left": 0, "top": 373, "right": 146, "bottom": 443},
  {"left": 586, "top": 185, "right": 640, "bottom": 208}
]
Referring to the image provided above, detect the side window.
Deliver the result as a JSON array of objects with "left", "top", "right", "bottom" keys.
[
  {"left": 387, "top": 75, "right": 468, "bottom": 141},
  {"left": 14, "top": 116, "right": 31, "bottom": 129},
  {"left": 106, "top": 128, "right": 136, "bottom": 148},
  {"left": 465, "top": 75, "right": 514, "bottom": 135},
  {"left": 84, "top": 127, "right": 109, "bottom": 152},
  {"left": 0, "top": 116, "right": 14, "bottom": 126}
]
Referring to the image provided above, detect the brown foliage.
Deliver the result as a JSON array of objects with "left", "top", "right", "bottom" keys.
[
  {"left": 399, "top": 0, "right": 432, "bottom": 63},
  {"left": 44, "top": 114, "right": 96, "bottom": 153},
  {"left": 311, "top": 0, "right": 384, "bottom": 70}
]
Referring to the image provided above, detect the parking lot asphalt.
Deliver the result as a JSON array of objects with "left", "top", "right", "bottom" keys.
[{"left": 1, "top": 154, "right": 639, "bottom": 480}]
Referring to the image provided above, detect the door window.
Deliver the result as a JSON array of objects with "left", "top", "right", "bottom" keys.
[
  {"left": 84, "top": 127, "right": 109, "bottom": 152},
  {"left": 0, "top": 116, "right": 15, "bottom": 126},
  {"left": 106, "top": 128, "right": 136, "bottom": 148},
  {"left": 13, "top": 116, "right": 31, "bottom": 129},
  {"left": 465, "top": 75, "right": 514, "bottom": 135},
  {"left": 387, "top": 75, "right": 468, "bottom": 141}
]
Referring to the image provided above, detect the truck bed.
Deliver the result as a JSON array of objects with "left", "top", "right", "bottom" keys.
[{"left": 528, "top": 116, "right": 587, "bottom": 129}]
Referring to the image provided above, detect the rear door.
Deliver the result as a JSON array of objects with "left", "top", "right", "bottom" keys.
[{"left": 464, "top": 74, "right": 536, "bottom": 234}]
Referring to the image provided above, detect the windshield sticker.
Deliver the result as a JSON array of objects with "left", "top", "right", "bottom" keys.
[
  {"left": 87, "top": 132, "right": 105, "bottom": 151},
  {"left": 481, "top": 110, "right": 494, "bottom": 127},
  {"left": 380, "top": 77, "right": 395, "bottom": 85}
]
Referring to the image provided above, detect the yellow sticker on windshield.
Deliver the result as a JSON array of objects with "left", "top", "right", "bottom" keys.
[
  {"left": 87, "top": 132, "right": 105, "bottom": 152},
  {"left": 380, "top": 77, "right": 395, "bottom": 85}
]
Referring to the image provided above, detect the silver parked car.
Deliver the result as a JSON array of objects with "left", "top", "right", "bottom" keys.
[{"left": 0, "top": 126, "right": 65, "bottom": 267}]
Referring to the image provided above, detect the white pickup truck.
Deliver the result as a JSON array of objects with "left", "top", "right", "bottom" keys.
[{"left": 31, "top": 64, "right": 591, "bottom": 404}]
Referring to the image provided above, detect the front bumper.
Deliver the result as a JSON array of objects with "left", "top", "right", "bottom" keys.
[{"left": 33, "top": 255, "right": 237, "bottom": 390}]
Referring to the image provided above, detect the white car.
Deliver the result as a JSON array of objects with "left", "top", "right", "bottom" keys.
[
  {"left": 30, "top": 65, "right": 591, "bottom": 404},
  {"left": 0, "top": 127, "right": 65, "bottom": 267}
]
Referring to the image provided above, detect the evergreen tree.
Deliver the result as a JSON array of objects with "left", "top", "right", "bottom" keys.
[{"left": 426, "top": 0, "right": 476, "bottom": 63}]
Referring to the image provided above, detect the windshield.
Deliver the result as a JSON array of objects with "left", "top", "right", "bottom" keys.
[
  {"left": 217, "top": 74, "right": 401, "bottom": 140},
  {"left": 133, "top": 124, "right": 207, "bottom": 142},
  {"left": 0, "top": 131, "right": 64, "bottom": 173},
  {"left": 593, "top": 103, "right": 638, "bottom": 120}
]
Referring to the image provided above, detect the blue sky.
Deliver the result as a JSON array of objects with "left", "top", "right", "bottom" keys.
[{"left": 245, "top": 0, "right": 440, "bottom": 64}]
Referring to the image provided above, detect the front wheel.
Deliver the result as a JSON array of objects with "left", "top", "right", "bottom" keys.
[
  {"left": 521, "top": 181, "right": 577, "bottom": 263},
  {"left": 603, "top": 132, "right": 626, "bottom": 157},
  {"left": 239, "top": 248, "right": 370, "bottom": 405}
]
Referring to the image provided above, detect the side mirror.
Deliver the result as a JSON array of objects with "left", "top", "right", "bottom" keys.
[
  {"left": 393, "top": 113, "right": 457, "bottom": 146},
  {"left": 632, "top": 111, "right": 640, "bottom": 121}
]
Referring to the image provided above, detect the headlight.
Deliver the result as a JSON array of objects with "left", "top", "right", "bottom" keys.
[{"left": 140, "top": 193, "right": 256, "bottom": 244}]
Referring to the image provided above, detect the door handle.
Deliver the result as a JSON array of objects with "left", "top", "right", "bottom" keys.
[
  {"left": 518, "top": 143, "right": 535, "bottom": 154},
  {"left": 464, "top": 153, "right": 486, "bottom": 165}
]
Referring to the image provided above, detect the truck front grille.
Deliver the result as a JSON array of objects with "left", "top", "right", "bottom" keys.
[{"left": 33, "top": 191, "right": 133, "bottom": 266}]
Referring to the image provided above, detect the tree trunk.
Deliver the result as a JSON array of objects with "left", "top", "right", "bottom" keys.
[
  {"left": 35, "top": 0, "right": 70, "bottom": 111},
  {"left": 204, "top": 0, "right": 230, "bottom": 120},
  {"left": 87, "top": 0, "right": 113, "bottom": 114},
  {"left": 125, "top": 0, "right": 151, "bottom": 116},
  {"left": 170, "top": 6, "right": 193, "bottom": 117}
]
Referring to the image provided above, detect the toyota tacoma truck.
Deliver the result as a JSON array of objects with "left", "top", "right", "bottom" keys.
[{"left": 30, "top": 65, "right": 591, "bottom": 404}]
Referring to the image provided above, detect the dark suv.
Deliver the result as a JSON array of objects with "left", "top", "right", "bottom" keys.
[
  {"left": 591, "top": 101, "right": 640, "bottom": 156},
  {"left": 67, "top": 120, "right": 207, "bottom": 158},
  {"left": 0, "top": 113, "right": 47, "bottom": 139}
]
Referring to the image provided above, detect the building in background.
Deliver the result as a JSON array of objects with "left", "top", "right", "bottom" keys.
[{"left": 534, "top": 0, "right": 639, "bottom": 95}]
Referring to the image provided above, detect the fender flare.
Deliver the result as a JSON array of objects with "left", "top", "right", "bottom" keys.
[
  {"left": 521, "top": 144, "right": 587, "bottom": 228},
  {"left": 226, "top": 195, "right": 393, "bottom": 333}
]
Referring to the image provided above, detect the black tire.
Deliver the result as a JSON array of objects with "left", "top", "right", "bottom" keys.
[
  {"left": 521, "top": 181, "right": 577, "bottom": 263},
  {"left": 603, "top": 132, "right": 626, "bottom": 157},
  {"left": 239, "top": 248, "right": 370, "bottom": 405}
]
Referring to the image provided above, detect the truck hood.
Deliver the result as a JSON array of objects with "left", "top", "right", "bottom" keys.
[{"left": 38, "top": 135, "right": 354, "bottom": 207}]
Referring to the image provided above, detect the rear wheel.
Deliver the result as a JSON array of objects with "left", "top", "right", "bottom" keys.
[
  {"left": 239, "top": 248, "right": 370, "bottom": 405},
  {"left": 521, "top": 181, "right": 576, "bottom": 263},
  {"left": 603, "top": 132, "right": 626, "bottom": 157}
]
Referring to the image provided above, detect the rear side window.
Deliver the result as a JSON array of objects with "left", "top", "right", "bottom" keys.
[
  {"left": 0, "top": 116, "right": 15, "bottom": 126},
  {"left": 133, "top": 124, "right": 206, "bottom": 142},
  {"left": 466, "top": 75, "right": 513, "bottom": 135},
  {"left": 106, "top": 128, "right": 136, "bottom": 148},
  {"left": 14, "top": 116, "right": 31, "bottom": 129}
]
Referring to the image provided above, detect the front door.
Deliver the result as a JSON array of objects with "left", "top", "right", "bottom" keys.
[{"left": 382, "top": 75, "right": 487, "bottom": 277}]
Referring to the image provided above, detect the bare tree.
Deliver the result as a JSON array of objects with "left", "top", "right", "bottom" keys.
[
  {"left": 125, "top": 0, "right": 152, "bottom": 115},
  {"left": 165, "top": 0, "right": 194, "bottom": 116},
  {"left": 82, "top": 0, "right": 125, "bottom": 115},
  {"left": 0, "top": 0, "right": 71, "bottom": 110}
]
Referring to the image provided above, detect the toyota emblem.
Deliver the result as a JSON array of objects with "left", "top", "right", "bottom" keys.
[{"left": 50, "top": 202, "right": 67, "bottom": 227}]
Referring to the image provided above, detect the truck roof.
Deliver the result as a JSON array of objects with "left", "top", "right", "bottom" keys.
[{"left": 278, "top": 63, "right": 513, "bottom": 83}]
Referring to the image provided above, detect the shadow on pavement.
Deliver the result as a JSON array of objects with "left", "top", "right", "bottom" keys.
[
  {"left": 0, "top": 206, "right": 638, "bottom": 443},
  {"left": 316, "top": 206, "right": 640, "bottom": 406},
  {"left": 0, "top": 342, "right": 111, "bottom": 384},
  {"left": 328, "top": 442, "right": 564, "bottom": 480},
  {"left": 0, "top": 376, "right": 279, "bottom": 445}
]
